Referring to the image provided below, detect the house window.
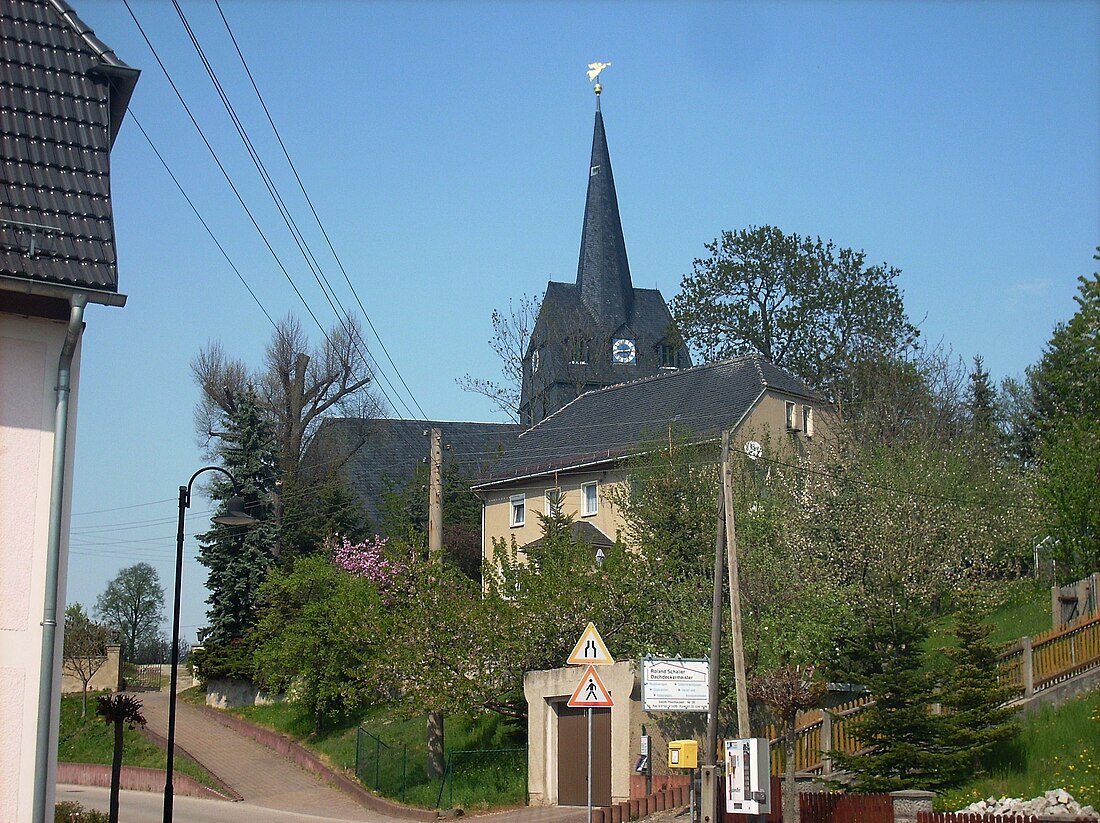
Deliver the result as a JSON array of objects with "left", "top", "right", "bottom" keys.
[
  {"left": 786, "top": 401, "right": 799, "bottom": 431},
  {"left": 802, "top": 405, "right": 814, "bottom": 437},
  {"left": 510, "top": 494, "right": 525, "bottom": 527},
  {"left": 659, "top": 344, "right": 677, "bottom": 368},
  {"left": 582, "top": 481, "right": 598, "bottom": 517}
]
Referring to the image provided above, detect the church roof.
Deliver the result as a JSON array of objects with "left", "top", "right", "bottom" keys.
[
  {"left": 478, "top": 355, "right": 821, "bottom": 487},
  {"left": 306, "top": 418, "right": 523, "bottom": 527},
  {"left": 0, "top": 0, "right": 138, "bottom": 298},
  {"left": 575, "top": 107, "right": 632, "bottom": 326}
]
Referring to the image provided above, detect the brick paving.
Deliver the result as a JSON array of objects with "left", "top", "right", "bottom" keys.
[{"left": 138, "top": 691, "right": 388, "bottom": 820}]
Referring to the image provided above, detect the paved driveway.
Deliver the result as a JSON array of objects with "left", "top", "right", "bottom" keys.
[{"left": 136, "top": 691, "right": 384, "bottom": 820}]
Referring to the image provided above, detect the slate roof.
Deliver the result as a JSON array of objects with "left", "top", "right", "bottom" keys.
[
  {"left": 306, "top": 418, "right": 524, "bottom": 527},
  {"left": 576, "top": 108, "right": 632, "bottom": 325},
  {"left": 479, "top": 354, "right": 820, "bottom": 487},
  {"left": 521, "top": 520, "right": 614, "bottom": 551},
  {"left": 518, "top": 102, "right": 691, "bottom": 424},
  {"left": 1, "top": 0, "right": 139, "bottom": 297}
]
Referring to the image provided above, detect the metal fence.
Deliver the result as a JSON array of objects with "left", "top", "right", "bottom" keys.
[
  {"left": 437, "top": 747, "right": 527, "bottom": 810},
  {"left": 355, "top": 726, "right": 526, "bottom": 810}
]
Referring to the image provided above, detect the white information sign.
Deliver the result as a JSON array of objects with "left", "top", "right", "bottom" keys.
[{"left": 641, "top": 658, "right": 709, "bottom": 712}]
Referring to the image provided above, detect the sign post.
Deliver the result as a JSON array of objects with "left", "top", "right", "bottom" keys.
[{"left": 567, "top": 624, "right": 614, "bottom": 823}]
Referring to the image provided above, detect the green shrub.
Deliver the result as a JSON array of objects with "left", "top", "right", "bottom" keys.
[{"left": 55, "top": 800, "right": 109, "bottom": 822}]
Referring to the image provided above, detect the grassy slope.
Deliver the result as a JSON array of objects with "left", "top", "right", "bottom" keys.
[
  {"left": 924, "top": 579, "right": 1099, "bottom": 810},
  {"left": 935, "top": 686, "right": 1100, "bottom": 811},
  {"left": 58, "top": 691, "right": 220, "bottom": 790},
  {"left": 218, "top": 698, "right": 525, "bottom": 810}
]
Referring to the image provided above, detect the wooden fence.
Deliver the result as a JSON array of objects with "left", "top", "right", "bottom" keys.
[
  {"left": 768, "top": 608, "right": 1100, "bottom": 776},
  {"left": 725, "top": 778, "right": 895, "bottom": 823}
]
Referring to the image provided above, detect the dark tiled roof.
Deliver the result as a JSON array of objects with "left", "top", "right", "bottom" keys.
[
  {"left": 576, "top": 108, "right": 631, "bottom": 325},
  {"left": 479, "top": 355, "right": 820, "bottom": 486},
  {"left": 306, "top": 418, "right": 524, "bottom": 526},
  {"left": 521, "top": 520, "right": 615, "bottom": 551},
  {"left": 1, "top": 0, "right": 138, "bottom": 294}
]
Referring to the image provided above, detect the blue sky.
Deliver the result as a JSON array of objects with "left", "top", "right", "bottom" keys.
[{"left": 64, "top": 0, "right": 1100, "bottom": 642}]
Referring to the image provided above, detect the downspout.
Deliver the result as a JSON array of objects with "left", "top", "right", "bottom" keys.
[{"left": 32, "top": 293, "right": 87, "bottom": 823}]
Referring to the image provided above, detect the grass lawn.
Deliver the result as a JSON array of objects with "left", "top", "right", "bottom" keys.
[
  {"left": 925, "top": 579, "right": 1053, "bottom": 667},
  {"left": 935, "top": 686, "right": 1100, "bottom": 811},
  {"left": 215, "top": 696, "right": 525, "bottom": 810},
  {"left": 58, "top": 691, "right": 220, "bottom": 791}
]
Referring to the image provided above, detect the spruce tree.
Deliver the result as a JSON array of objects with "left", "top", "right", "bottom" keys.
[
  {"left": 197, "top": 387, "right": 278, "bottom": 644},
  {"left": 830, "top": 607, "right": 946, "bottom": 791},
  {"left": 938, "top": 597, "right": 1017, "bottom": 783}
]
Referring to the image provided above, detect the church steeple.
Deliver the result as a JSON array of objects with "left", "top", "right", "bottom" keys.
[{"left": 576, "top": 89, "right": 633, "bottom": 327}]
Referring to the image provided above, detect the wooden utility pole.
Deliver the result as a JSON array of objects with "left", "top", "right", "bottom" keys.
[
  {"left": 426, "top": 428, "right": 445, "bottom": 779},
  {"left": 722, "top": 430, "right": 751, "bottom": 738},
  {"left": 701, "top": 482, "right": 726, "bottom": 823}
]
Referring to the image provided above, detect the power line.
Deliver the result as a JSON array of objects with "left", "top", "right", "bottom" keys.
[{"left": 212, "top": 0, "right": 430, "bottom": 423}]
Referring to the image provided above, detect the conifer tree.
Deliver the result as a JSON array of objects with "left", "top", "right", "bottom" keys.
[
  {"left": 829, "top": 606, "right": 946, "bottom": 791},
  {"left": 937, "top": 597, "right": 1017, "bottom": 783},
  {"left": 197, "top": 387, "right": 278, "bottom": 644}
]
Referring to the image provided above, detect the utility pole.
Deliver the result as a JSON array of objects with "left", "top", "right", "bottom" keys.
[
  {"left": 426, "top": 427, "right": 445, "bottom": 780},
  {"left": 701, "top": 479, "right": 726, "bottom": 823},
  {"left": 722, "top": 430, "right": 751, "bottom": 738}
]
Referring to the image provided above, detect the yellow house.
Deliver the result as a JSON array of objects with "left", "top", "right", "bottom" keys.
[{"left": 474, "top": 354, "right": 828, "bottom": 570}]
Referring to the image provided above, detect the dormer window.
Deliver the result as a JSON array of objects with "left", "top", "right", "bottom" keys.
[
  {"left": 659, "top": 344, "right": 677, "bottom": 368},
  {"left": 786, "top": 401, "right": 800, "bottom": 431},
  {"left": 569, "top": 337, "right": 590, "bottom": 364}
]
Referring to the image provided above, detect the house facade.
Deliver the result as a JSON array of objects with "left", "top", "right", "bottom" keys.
[
  {"left": 475, "top": 355, "right": 827, "bottom": 571},
  {"left": 0, "top": 2, "right": 137, "bottom": 819}
]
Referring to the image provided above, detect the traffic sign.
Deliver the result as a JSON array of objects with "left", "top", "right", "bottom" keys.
[
  {"left": 567, "top": 622, "right": 614, "bottom": 666},
  {"left": 568, "top": 665, "right": 615, "bottom": 708}
]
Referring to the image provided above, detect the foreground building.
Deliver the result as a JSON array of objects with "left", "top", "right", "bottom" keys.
[{"left": 0, "top": 2, "right": 137, "bottom": 819}]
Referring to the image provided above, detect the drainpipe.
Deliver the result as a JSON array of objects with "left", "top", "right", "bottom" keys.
[{"left": 31, "top": 293, "right": 87, "bottom": 823}]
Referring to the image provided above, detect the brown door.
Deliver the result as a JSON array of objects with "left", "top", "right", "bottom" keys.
[{"left": 556, "top": 704, "right": 611, "bottom": 806}]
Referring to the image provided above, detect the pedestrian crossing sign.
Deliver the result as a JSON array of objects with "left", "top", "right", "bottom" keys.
[
  {"left": 567, "top": 622, "right": 614, "bottom": 666},
  {"left": 568, "top": 665, "right": 615, "bottom": 708}
]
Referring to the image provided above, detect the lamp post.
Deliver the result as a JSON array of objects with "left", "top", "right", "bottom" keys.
[{"left": 163, "top": 467, "right": 256, "bottom": 823}]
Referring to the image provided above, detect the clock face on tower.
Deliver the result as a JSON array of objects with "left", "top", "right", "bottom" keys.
[{"left": 611, "top": 338, "right": 637, "bottom": 364}]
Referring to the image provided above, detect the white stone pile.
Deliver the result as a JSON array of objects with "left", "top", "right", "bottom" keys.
[{"left": 958, "top": 790, "right": 1098, "bottom": 819}]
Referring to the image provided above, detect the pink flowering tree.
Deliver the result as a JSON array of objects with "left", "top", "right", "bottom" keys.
[{"left": 330, "top": 535, "right": 404, "bottom": 586}]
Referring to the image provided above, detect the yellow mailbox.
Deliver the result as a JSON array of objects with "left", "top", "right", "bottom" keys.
[{"left": 668, "top": 739, "right": 698, "bottom": 769}]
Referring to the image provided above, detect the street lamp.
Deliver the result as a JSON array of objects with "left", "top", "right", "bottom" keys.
[{"left": 164, "top": 466, "right": 256, "bottom": 823}]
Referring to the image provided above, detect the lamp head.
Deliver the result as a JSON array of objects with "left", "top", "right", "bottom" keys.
[{"left": 213, "top": 496, "right": 258, "bottom": 527}]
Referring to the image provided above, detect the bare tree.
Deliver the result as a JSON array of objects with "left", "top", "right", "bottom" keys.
[
  {"left": 63, "top": 604, "right": 114, "bottom": 716},
  {"left": 194, "top": 314, "right": 386, "bottom": 483},
  {"left": 457, "top": 295, "right": 540, "bottom": 421}
]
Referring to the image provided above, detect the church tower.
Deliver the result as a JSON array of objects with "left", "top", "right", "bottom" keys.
[{"left": 519, "top": 78, "right": 691, "bottom": 426}]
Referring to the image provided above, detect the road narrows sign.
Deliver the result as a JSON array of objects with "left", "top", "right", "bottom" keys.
[
  {"left": 567, "top": 622, "right": 614, "bottom": 666},
  {"left": 568, "top": 665, "right": 615, "bottom": 708}
]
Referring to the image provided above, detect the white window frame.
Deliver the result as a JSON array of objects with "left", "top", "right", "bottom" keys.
[
  {"left": 581, "top": 481, "right": 598, "bottom": 517},
  {"left": 509, "top": 494, "right": 525, "bottom": 527},
  {"left": 802, "top": 405, "right": 814, "bottom": 437},
  {"left": 786, "top": 401, "right": 799, "bottom": 431}
]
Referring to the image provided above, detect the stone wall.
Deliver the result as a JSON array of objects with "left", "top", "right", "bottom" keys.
[
  {"left": 204, "top": 678, "right": 283, "bottom": 708},
  {"left": 61, "top": 644, "right": 121, "bottom": 694}
]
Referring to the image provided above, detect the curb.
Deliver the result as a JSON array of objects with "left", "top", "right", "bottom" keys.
[{"left": 57, "top": 763, "right": 235, "bottom": 802}]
